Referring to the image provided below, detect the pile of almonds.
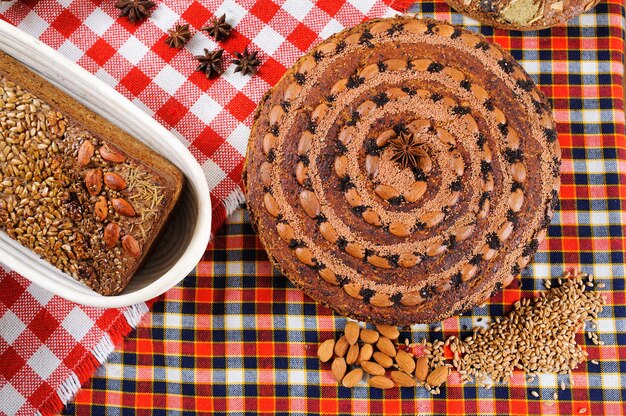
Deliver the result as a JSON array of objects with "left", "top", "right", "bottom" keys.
[
  {"left": 317, "top": 322, "right": 450, "bottom": 392},
  {"left": 317, "top": 271, "right": 605, "bottom": 394}
]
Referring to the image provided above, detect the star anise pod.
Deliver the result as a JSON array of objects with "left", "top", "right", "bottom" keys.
[
  {"left": 232, "top": 48, "right": 260, "bottom": 76},
  {"left": 165, "top": 24, "right": 191, "bottom": 48},
  {"left": 195, "top": 48, "right": 224, "bottom": 78},
  {"left": 202, "top": 14, "right": 232, "bottom": 41},
  {"left": 115, "top": 0, "right": 155, "bottom": 23},
  {"left": 388, "top": 132, "right": 431, "bottom": 170}
]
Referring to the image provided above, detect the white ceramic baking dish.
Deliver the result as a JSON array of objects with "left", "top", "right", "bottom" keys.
[{"left": 0, "top": 19, "right": 212, "bottom": 308}]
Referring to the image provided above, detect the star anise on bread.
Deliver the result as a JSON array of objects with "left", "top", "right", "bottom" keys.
[
  {"left": 195, "top": 48, "right": 224, "bottom": 78},
  {"left": 232, "top": 48, "right": 261, "bottom": 75},
  {"left": 165, "top": 24, "right": 191, "bottom": 48},
  {"left": 115, "top": 0, "right": 155, "bottom": 23},
  {"left": 388, "top": 132, "right": 431, "bottom": 171},
  {"left": 202, "top": 14, "right": 232, "bottom": 41}
]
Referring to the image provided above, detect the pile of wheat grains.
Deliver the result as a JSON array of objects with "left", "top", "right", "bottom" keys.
[{"left": 317, "top": 271, "right": 605, "bottom": 396}]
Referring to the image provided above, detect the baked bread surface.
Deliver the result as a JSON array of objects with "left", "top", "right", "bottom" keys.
[
  {"left": 244, "top": 17, "right": 560, "bottom": 325},
  {"left": 0, "top": 51, "right": 183, "bottom": 295},
  {"left": 444, "top": 0, "right": 600, "bottom": 31}
]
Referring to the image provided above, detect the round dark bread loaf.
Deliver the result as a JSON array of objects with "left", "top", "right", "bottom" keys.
[
  {"left": 444, "top": 0, "right": 600, "bottom": 31},
  {"left": 244, "top": 17, "right": 560, "bottom": 325}
]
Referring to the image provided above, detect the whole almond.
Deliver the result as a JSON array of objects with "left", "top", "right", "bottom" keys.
[
  {"left": 509, "top": 188, "right": 524, "bottom": 212},
  {"left": 299, "top": 190, "right": 320, "bottom": 218},
  {"left": 103, "top": 222, "right": 120, "bottom": 249},
  {"left": 398, "top": 252, "right": 420, "bottom": 268},
  {"left": 104, "top": 172, "right": 127, "bottom": 190},
  {"left": 395, "top": 349, "right": 416, "bottom": 374},
  {"left": 84, "top": 169, "right": 103, "bottom": 196},
  {"left": 334, "top": 155, "right": 348, "bottom": 177},
  {"left": 389, "top": 221, "right": 411, "bottom": 238},
  {"left": 121, "top": 235, "right": 141, "bottom": 257},
  {"left": 331, "top": 357, "right": 347, "bottom": 382},
  {"left": 357, "top": 343, "right": 373, "bottom": 364},
  {"left": 415, "top": 356, "right": 429, "bottom": 382},
  {"left": 404, "top": 181, "right": 427, "bottom": 202},
  {"left": 341, "top": 368, "right": 363, "bottom": 388},
  {"left": 362, "top": 209, "right": 381, "bottom": 226},
  {"left": 319, "top": 222, "right": 338, "bottom": 243},
  {"left": 374, "top": 184, "right": 400, "bottom": 200},
  {"left": 376, "top": 129, "right": 395, "bottom": 146},
  {"left": 261, "top": 162, "right": 273, "bottom": 186},
  {"left": 317, "top": 339, "right": 335, "bottom": 362},
  {"left": 511, "top": 162, "right": 527, "bottom": 182},
  {"left": 99, "top": 145, "right": 126, "bottom": 163},
  {"left": 376, "top": 324, "right": 400, "bottom": 340},
  {"left": 294, "top": 247, "right": 315, "bottom": 266},
  {"left": 384, "top": 58, "right": 408, "bottom": 71},
  {"left": 346, "top": 343, "right": 359, "bottom": 365},
  {"left": 359, "top": 329, "right": 379, "bottom": 344},
  {"left": 94, "top": 196, "right": 108, "bottom": 221},
  {"left": 77, "top": 140, "right": 94, "bottom": 166},
  {"left": 376, "top": 336, "right": 396, "bottom": 357},
  {"left": 367, "top": 255, "right": 392, "bottom": 269},
  {"left": 343, "top": 283, "right": 363, "bottom": 300},
  {"left": 426, "top": 366, "right": 449, "bottom": 387},
  {"left": 361, "top": 360, "right": 385, "bottom": 376},
  {"left": 295, "top": 162, "right": 307, "bottom": 185},
  {"left": 297, "top": 131, "right": 313, "bottom": 155},
  {"left": 276, "top": 223, "right": 295, "bottom": 241},
  {"left": 111, "top": 198, "right": 136, "bottom": 217},
  {"left": 344, "top": 188, "right": 362, "bottom": 207},
  {"left": 423, "top": 211, "right": 445, "bottom": 228},
  {"left": 334, "top": 335, "right": 349, "bottom": 357},
  {"left": 345, "top": 242, "right": 365, "bottom": 259},
  {"left": 365, "top": 154, "right": 379, "bottom": 177},
  {"left": 426, "top": 242, "right": 447, "bottom": 257},
  {"left": 359, "top": 63, "right": 378, "bottom": 80},
  {"left": 263, "top": 193, "right": 279, "bottom": 217},
  {"left": 263, "top": 132, "right": 278, "bottom": 155},
  {"left": 419, "top": 154, "right": 433, "bottom": 172},
  {"left": 455, "top": 224, "right": 475, "bottom": 242},
  {"left": 344, "top": 321, "right": 360, "bottom": 345},
  {"left": 391, "top": 371, "right": 417, "bottom": 387},
  {"left": 367, "top": 293, "right": 394, "bottom": 309},
  {"left": 373, "top": 351, "right": 393, "bottom": 368},
  {"left": 369, "top": 375, "right": 394, "bottom": 389}
]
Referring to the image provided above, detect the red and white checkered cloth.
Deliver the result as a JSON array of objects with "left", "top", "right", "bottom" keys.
[{"left": 0, "top": 0, "right": 410, "bottom": 414}]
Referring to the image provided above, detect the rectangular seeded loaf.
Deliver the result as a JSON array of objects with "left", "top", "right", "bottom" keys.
[{"left": 0, "top": 51, "right": 184, "bottom": 295}]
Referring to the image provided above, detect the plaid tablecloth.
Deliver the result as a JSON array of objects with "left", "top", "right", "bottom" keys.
[
  {"left": 60, "top": 2, "right": 626, "bottom": 415},
  {"left": 0, "top": 1, "right": 406, "bottom": 415},
  {"left": 1, "top": 0, "right": 625, "bottom": 414}
]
